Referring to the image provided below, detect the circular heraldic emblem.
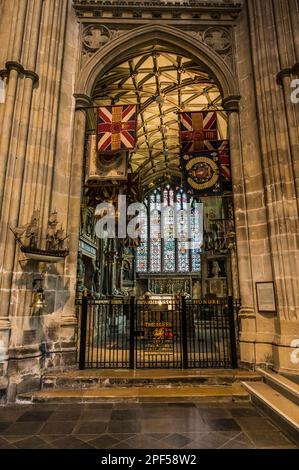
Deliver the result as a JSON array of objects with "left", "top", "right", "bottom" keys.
[
  {"left": 185, "top": 155, "right": 220, "bottom": 191},
  {"left": 98, "top": 153, "right": 123, "bottom": 171}
]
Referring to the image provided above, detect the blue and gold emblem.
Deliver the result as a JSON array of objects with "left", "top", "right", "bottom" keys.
[{"left": 182, "top": 152, "right": 222, "bottom": 196}]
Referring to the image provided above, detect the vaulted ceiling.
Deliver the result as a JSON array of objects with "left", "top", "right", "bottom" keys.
[{"left": 89, "top": 48, "right": 228, "bottom": 188}]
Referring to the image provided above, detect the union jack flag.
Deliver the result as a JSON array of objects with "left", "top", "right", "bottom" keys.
[
  {"left": 180, "top": 111, "right": 218, "bottom": 154},
  {"left": 204, "top": 139, "right": 232, "bottom": 190},
  {"left": 97, "top": 105, "right": 137, "bottom": 153}
]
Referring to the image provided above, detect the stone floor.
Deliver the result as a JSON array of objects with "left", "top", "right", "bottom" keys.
[{"left": 0, "top": 402, "right": 297, "bottom": 449}]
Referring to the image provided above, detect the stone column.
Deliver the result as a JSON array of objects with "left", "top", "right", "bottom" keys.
[
  {"left": 223, "top": 98, "right": 254, "bottom": 309},
  {"left": 0, "top": 0, "right": 43, "bottom": 396},
  {"left": 272, "top": 0, "right": 299, "bottom": 200},
  {"left": 223, "top": 98, "right": 256, "bottom": 365},
  {"left": 0, "top": 0, "right": 28, "bottom": 212},
  {"left": 247, "top": 0, "right": 299, "bottom": 374},
  {"left": 277, "top": 73, "right": 299, "bottom": 200},
  {"left": 59, "top": 94, "right": 91, "bottom": 366},
  {"left": 288, "top": 0, "right": 299, "bottom": 58}
]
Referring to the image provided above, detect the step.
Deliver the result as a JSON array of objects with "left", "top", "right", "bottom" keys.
[
  {"left": 242, "top": 381, "right": 299, "bottom": 446},
  {"left": 17, "top": 384, "right": 249, "bottom": 404},
  {"left": 257, "top": 368, "right": 299, "bottom": 406},
  {"left": 41, "top": 369, "right": 261, "bottom": 390}
]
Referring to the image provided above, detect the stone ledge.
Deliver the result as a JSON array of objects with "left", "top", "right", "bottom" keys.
[{"left": 18, "top": 383, "right": 250, "bottom": 404}]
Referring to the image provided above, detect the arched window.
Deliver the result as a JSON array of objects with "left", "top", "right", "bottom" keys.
[{"left": 136, "top": 185, "right": 203, "bottom": 274}]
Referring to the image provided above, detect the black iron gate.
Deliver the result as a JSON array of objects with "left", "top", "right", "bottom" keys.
[
  {"left": 135, "top": 297, "right": 182, "bottom": 369},
  {"left": 77, "top": 296, "right": 238, "bottom": 370}
]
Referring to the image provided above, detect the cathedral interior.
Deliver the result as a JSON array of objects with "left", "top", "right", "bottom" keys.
[
  {"left": 0, "top": 3, "right": 298, "bottom": 440},
  {"left": 79, "top": 51, "right": 235, "bottom": 302}
]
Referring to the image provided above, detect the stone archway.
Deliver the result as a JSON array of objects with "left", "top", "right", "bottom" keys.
[
  {"left": 68, "top": 23, "right": 254, "bottom": 367},
  {"left": 76, "top": 24, "right": 239, "bottom": 101}
]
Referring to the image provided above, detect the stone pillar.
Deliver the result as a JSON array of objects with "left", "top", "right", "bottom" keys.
[
  {"left": 223, "top": 98, "right": 256, "bottom": 366},
  {"left": 288, "top": 0, "right": 299, "bottom": 58},
  {"left": 0, "top": 0, "right": 80, "bottom": 396},
  {"left": 247, "top": 0, "right": 299, "bottom": 374},
  {"left": 0, "top": 0, "right": 28, "bottom": 212},
  {"left": 0, "top": 0, "right": 43, "bottom": 398},
  {"left": 277, "top": 73, "right": 299, "bottom": 200},
  {"left": 224, "top": 84, "right": 277, "bottom": 368},
  {"left": 273, "top": 0, "right": 299, "bottom": 201},
  {"left": 58, "top": 94, "right": 90, "bottom": 367},
  {"left": 273, "top": 0, "right": 299, "bottom": 200}
]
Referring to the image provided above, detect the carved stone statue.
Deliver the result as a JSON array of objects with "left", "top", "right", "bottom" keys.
[{"left": 212, "top": 261, "right": 221, "bottom": 278}]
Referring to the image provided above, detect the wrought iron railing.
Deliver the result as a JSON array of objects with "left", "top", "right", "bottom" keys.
[{"left": 76, "top": 295, "right": 239, "bottom": 370}]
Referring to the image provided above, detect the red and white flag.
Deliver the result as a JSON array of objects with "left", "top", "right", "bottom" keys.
[
  {"left": 97, "top": 105, "right": 137, "bottom": 153},
  {"left": 180, "top": 111, "right": 218, "bottom": 154}
]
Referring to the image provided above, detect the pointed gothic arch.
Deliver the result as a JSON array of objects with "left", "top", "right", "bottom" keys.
[{"left": 75, "top": 24, "right": 239, "bottom": 101}]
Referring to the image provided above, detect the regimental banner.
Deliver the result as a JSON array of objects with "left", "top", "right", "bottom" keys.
[
  {"left": 181, "top": 152, "right": 222, "bottom": 196},
  {"left": 97, "top": 105, "right": 137, "bottom": 153},
  {"left": 180, "top": 111, "right": 218, "bottom": 154},
  {"left": 86, "top": 134, "right": 128, "bottom": 182},
  {"left": 204, "top": 139, "right": 232, "bottom": 191}
]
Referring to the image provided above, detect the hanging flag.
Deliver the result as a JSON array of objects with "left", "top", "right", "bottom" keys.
[
  {"left": 180, "top": 111, "right": 218, "bottom": 154},
  {"left": 97, "top": 105, "right": 137, "bottom": 153},
  {"left": 204, "top": 140, "right": 232, "bottom": 191},
  {"left": 86, "top": 134, "right": 128, "bottom": 182},
  {"left": 181, "top": 152, "right": 222, "bottom": 197}
]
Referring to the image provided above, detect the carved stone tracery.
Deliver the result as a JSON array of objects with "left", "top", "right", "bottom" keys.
[
  {"left": 203, "top": 27, "right": 231, "bottom": 54},
  {"left": 83, "top": 24, "right": 111, "bottom": 52},
  {"left": 74, "top": 0, "right": 240, "bottom": 66},
  {"left": 82, "top": 25, "right": 122, "bottom": 59}
]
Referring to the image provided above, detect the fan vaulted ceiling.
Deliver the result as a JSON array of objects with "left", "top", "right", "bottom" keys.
[{"left": 90, "top": 49, "right": 228, "bottom": 188}]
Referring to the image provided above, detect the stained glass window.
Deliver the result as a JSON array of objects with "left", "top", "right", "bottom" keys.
[
  {"left": 150, "top": 190, "right": 162, "bottom": 273},
  {"left": 163, "top": 186, "right": 176, "bottom": 272},
  {"left": 177, "top": 190, "right": 190, "bottom": 273},
  {"left": 136, "top": 204, "right": 148, "bottom": 273},
  {"left": 136, "top": 186, "right": 202, "bottom": 274},
  {"left": 191, "top": 199, "right": 203, "bottom": 272}
]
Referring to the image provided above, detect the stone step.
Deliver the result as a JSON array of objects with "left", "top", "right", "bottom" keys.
[
  {"left": 242, "top": 381, "right": 299, "bottom": 446},
  {"left": 17, "top": 384, "right": 249, "bottom": 404},
  {"left": 257, "top": 368, "right": 299, "bottom": 406},
  {"left": 41, "top": 369, "right": 261, "bottom": 390}
]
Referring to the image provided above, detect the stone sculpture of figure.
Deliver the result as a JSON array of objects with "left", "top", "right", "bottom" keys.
[
  {"left": 212, "top": 261, "right": 221, "bottom": 278},
  {"left": 123, "top": 260, "right": 131, "bottom": 281},
  {"left": 56, "top": 226, "right": 66, "bottom": 250},
  {"left": 46, "top": 211, "right": 58, "bottom": 250},
  {"left": 77, "top": 251, "right": 86, "bottom": 292}
]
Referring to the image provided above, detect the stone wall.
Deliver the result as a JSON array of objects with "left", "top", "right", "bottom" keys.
[
  {"left": 0, "top": 0, "right": 80, "bottom": 401},
  {"left": 245, "top": 0, "right": 299, "bottom": 374}
]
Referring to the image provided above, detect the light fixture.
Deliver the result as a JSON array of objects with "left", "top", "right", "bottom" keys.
[{"left": 31, "top": 277, "right": 47, "bottom": 309}]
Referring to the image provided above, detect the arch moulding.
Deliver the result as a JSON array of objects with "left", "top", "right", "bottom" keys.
[{"left": 75, "top": 24, "right": 239, "bottom": 102}]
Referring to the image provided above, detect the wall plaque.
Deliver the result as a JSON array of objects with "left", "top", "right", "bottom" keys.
[{"left": 256, "top": 282, "right": 277, "bottom": 313}]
